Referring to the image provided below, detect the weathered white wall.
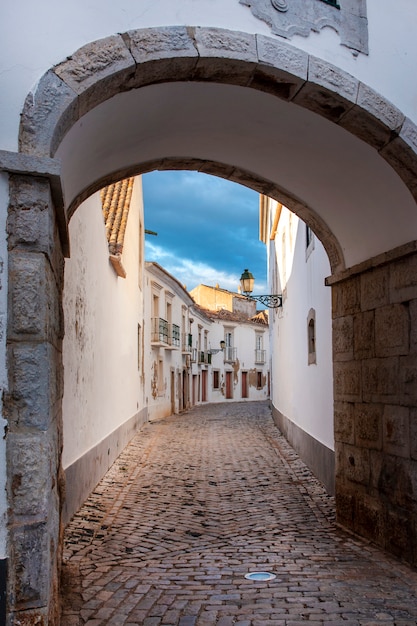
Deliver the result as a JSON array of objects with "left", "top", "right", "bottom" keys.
[
  {"left": 1, "top": 0, "right": 417, "bottom": 154},
  {"left": 270, "top": 207, "right": 334, "bottom": 450},
  {"left": 144, "top": 263, "right": 197, "bottom": 421},
  {"left": 62, "top": 179, "right": 145, "bottom": 470}
]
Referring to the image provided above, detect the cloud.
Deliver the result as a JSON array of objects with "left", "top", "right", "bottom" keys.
[
  {"left": 145, "top": 241, "right": 261, "bottom": 293},
  {"left": 143, "top": 171, "right": 267, "bottom": 294}
]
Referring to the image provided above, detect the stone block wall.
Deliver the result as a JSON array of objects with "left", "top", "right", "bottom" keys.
[
  {"left": 5, "top": 174, "right": 64, "bottom": 624},
  {"left": 331, "top": 247, "right": 417, "bottom": 564}
]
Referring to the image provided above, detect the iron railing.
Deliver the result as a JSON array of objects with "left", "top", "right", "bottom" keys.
[
  {"left": 182, "top": 332, "right": 193, "bottom": 352},
  {"left": 224, "top": 347, "right": 237, "bottom": 363},
  {"left": 255, "top": 349, "right": 266, "bottom": 364},
  {"left": 171, "top": 324, "right": 180, "bottom": 347},
  {"left": 151, "top": 317, "right": 168, "bottom": 343}
]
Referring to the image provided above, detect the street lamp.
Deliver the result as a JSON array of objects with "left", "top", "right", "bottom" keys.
[
  {"left": 240, "top": 269, "right": 282, "bottom": 308},
  {"left": 208, "top": 340, "right": 226, "bottom": 355}
]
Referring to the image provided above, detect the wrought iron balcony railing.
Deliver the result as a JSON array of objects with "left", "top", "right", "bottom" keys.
[
  {"left": 151, "top": 317, "right": 168, "bottom": 344},
  {"left": 255, "top": 349, "right": 266, "bottom": 364},
  {"left": 181, "top": 332, "right": 193, "bottom": 352},
  {"left": 171, "top": 324, "right": 180, "bottom": 347},
  {"left": 224, "top": 347, "right": 237, "bottom": 363},
  {"left": 198, "top": 351, "right": 212, "bottom": 365},
  {"left": 151, "top": 319, "right": 180, "bottom": 347}
]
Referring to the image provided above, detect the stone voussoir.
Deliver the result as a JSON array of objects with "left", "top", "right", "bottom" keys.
[
  {"left": 293, "top": 55, "right": 358, "bottom": 122},
  {"left": 193, "top": 27, "right": 257, "bottom": 84},
  {"left": 54, "top": 34, "right": 135, "bottom": 94},
  {"left": 19, "top": 69, "right": 79, "bottom": 159},
  {"left": 380, "top": 117, "right": 417, "bottom": 202},
  {"left": 54, "top": 34, "right": 136, "bottom": 118},
  {"left": 125, "top": 26, "right": 199, "bottom": 86},
  {"left": 252, "top": 35, "right": 307, "bottom": 100},
  {"left": 340, "top": 81, "right": 406, "bottom": 150}
]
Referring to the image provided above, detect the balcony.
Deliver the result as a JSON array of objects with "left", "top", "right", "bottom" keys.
[
  {"left": 224, "top": 347, "right": 237, "bottom": 363},
  {"left": 151, "top": 317, "right": 168, "bottom": 345},
  {"left": 182, "top": 332, "right": 193, "bottom": 353},
  {"left": 151, "top": 318, "right": 180, "bottom": 348},
  {"left": 198, "top": 351, "right": 212, "bottom": 365},
  {"left": 255, "top": 349, "right": 266, "bottom": 364},
  {"left": 170, "top": 324, "right": 180, "bottom": 348}
]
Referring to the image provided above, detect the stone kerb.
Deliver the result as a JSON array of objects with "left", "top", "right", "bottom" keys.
[
  {"left": 17, "top": 26, "right": 417, "bottom": 206},
  {"left": 332, "top": 248, "right": 417, "bottom": 564}
]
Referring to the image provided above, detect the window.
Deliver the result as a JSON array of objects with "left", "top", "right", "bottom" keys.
[
  {"left": 319, "top": 0, "right": 340, "bottom": 7},
  {"left": 224, "top": 330, "right": 237, "bottom": 363},
  {"left": 152, "top": 293, "right": 159, "bottom": 319},
  {"left": 307, "top": 308, "right": 317, "bottom": 365},
  {"left": 306, "top": 224, "right": 315, "bottom": 259},
  {"left": 166, "top": 300, "right": 172, "bottom": 326},
  {"left": 213, "top": 370, "right": 220, "bottom": 389},
  {"left": 255, "top": 332, "right": 266, "bottom": 364},
  {"left": 256, "top": 334, "right": 263, "bottom": 350}
]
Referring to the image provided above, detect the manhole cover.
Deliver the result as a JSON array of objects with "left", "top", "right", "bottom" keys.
[{"left": 244, "top": 571, "right": 276, "bottom": 581}]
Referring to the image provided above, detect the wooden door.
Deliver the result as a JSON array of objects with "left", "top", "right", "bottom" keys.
[
  {"left": 226, "top": 371, "right": 233, "bottom": 399},
  {"left": 242, "top": 371, "right": 248, "bottom": 398}
]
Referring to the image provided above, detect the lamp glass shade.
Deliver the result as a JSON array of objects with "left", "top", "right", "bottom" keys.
[{"left": 240, "top": 269, "right": 255, "bottom": 295}]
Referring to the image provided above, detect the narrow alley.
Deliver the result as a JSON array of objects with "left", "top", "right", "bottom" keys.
[{"left": 61, "top": 402, "right": 417, "bottom": 625}]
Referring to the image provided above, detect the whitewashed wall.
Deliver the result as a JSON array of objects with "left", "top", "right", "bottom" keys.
[
  {"left": 208, "top": 320, "right": 270, "bottom": 403},
  {"left": 269, "top": 205, "right": 334, "bottom": 450},
  {"left": 62, "top": 179, "right": 145, "bottom": 476},
  {"left": 1, "top": 0, "right": 417, "bottom": 154},
  {"left": 144, "top": 262, "right": 198, "bottom": 421}
]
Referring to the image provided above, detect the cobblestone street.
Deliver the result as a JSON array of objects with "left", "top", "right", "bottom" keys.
[{"left": 61, "top": 401, "right": 417, "bottom": 625}]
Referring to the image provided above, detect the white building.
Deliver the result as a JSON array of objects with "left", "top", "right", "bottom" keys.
[
  {"left": 62, "top": 177, "right": 147, "bottom": 523},
  {"left": 191, "top": 283, "right": 270, "bottom": 403},
  {"left": 205, "top": 308, "right": 270, "bottom": 403},
  {"left": 145, "top": 269, "right": 270, "bottom": 418},
  {"left": 144, "top": 261, "right": 213, "bottom": 420},
  {"left": 261, "top": 197, "right": 334, "bottom": 492}
]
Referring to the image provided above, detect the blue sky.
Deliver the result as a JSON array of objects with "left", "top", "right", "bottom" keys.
[{"left": 142, "top": 171, "right": 267, "bottom": 294}]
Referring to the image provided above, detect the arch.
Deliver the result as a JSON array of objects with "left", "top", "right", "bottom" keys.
[
  {"left": 18, "top": 27, "right": 417, "bottom": 274},
  {"left": 6, "top": 25, "right": 417, "bottom": 622}
]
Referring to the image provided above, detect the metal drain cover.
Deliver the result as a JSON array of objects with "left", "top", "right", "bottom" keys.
[{"left": 245, "top": 571, "right": 276, "bottom": 581}]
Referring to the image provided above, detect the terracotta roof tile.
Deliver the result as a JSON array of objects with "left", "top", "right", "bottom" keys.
[
  {"left": 100, "top": 177, "right": 134, "bottom": 255},
  {"left": 250, "top": 310, "right": 269, "bottom": 325},
  {"left": 198, "top": 306, "right": 269, "bottom": 326}
]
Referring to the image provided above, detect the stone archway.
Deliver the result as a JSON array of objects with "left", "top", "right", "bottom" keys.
[{"left": 4, "top": 26, "right": 417, "bottom": 623}]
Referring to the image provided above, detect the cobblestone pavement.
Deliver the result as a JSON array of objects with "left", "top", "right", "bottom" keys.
[{"left": 61, "top": 402, "right": 417, "bottom": 625}]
